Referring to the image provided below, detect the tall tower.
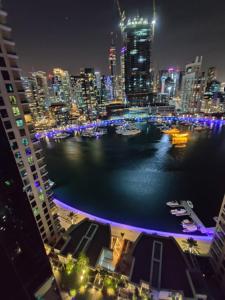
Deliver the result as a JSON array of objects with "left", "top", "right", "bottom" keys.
[
  {"left": 121, "top": 17, "right": 152, "bottom": 106},
  {"left": 181, "top": 56, "right": 205, "bottom": 113},
  {"left": 109, "top": 33, "right": 117, "bottom": 100},
  {"left": 0, "top": 5, "right": 60, "bottom": 300}
]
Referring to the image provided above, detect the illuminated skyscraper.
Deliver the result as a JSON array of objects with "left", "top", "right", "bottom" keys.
[
  {"left": 109, "top": 33, "right": 117, "bottom": 99},
  {"left": 23, "top": 71, "right": 49, "bottom": 122},
  {"left": 79, "top": 68, "right": 98, "bottom": 119},
  {"left": 120, "top": 17, "right": 152, "bottom": 106},
  {"left": 52, "top": 68, "right": 71, "bottom": 104},
  {"left": 0, "top": 5, "right": 60, "bottom": 299},
  {"left": 181, "top": 56, "right": 205, "bottom": 113}
]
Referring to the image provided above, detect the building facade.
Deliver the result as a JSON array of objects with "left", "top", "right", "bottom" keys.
[
  {"left": 210, "top": 195, "right": 225, "bottom": 295},
  {"left": 121, "top": 17, "right": 152, "bottom": 106},
  {"left": 109, "top": 34, "right": 117, "bottom": 100},
  {"left": 181, "top": 56, "right": 205, "bottom": 113},
  {"left": 0, "top": 5, "right": 60, "bottom": 300}
]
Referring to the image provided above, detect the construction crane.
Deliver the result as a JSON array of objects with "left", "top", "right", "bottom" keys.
[
  {"left": 115, "top": 0, "right": 126, "bottom": 26},
  {"left": 152, "top": 0, "right": 156, "bottom": 40}
]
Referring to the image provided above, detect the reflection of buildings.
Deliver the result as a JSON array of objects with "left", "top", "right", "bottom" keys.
[
  {"left": 0, "top": 6, "right": 60, "bottom": 299},
  {"left": 181, "top": 56, "right": 205, "bottom": 113},
  {"left": 121, "top": 17, "right": 152, "bottom": 106}
]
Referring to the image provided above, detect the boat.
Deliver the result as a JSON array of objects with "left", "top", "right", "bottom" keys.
[
  {"left": 162, "top": 128, "right": 180, "bottom": 134},
  {"left": 166, "top": 200, "right": 180, "bottom": 207},
  {"left": 170, "top": 208, "right": 187, "bottom": 215},
  {"left": 187, "top": 201, "right": 194, "bottom": 209},
  {"left": 194, "top": 126, "right": 205, "bottom": 131},
  {"left": 181, "top": 219, "right": 193, "bottom": 226},
  {"left": 116, "top": 123, "right": 141, "bottom": 136},
  {"left": 183, "top": 224, "right": 198, "bottom": 233},
  {"left": 172, "top": 133, "right": 189, "bottom": 138},
  {"left": 54, "top": 132, "right": 70, "bottom": 139}
]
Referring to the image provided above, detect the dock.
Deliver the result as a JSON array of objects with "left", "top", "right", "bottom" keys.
[{"left": 180, "top": 201, "right": 212, "bottom": 235}]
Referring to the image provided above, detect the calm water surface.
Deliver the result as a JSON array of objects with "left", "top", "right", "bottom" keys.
[{"left": 42, "top": 123, "right": 225, "bottom": 232}]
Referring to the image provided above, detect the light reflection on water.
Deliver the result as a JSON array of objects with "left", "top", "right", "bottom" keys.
[{"left": 42, "top": 124, "right": 225, "bottom": 232}]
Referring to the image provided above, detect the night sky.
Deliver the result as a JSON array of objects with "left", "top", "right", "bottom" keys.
[{"left": 4, "top": 0, "right": 225, "bottom": 80}]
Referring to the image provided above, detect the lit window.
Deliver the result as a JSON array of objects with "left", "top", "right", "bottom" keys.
[
  {"left": 25, "top": 147, "right": 32, "bottom": 156},
  {"left": 32, "top": 207, "right": 39, "bottom": 217},
  {"left": 27, "top": 156, "right": 34, "bottom": 165},
  {"left": 22, "top": 138, "right": 29, "bottom": 146},
  {"left": 39, "top": 193, "right": 44, "bottom": 201},
  {"left": 5, "top": 83, "right": 14, "bottom": 93},
  {"left": 15, "top": 151, "right": 21, "bottom": 159},
  {"left": 16, "top": 119, "right": 24, "bottom": 127},
  {"left": 12, "top": 106, "right": 20, "bottom": 116},
  {"left": 9, "top": 96, "right": 17, "bottom": 104}
]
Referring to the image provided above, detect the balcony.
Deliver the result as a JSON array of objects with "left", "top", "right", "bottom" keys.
[
  {"left": 33, "top": 143, "right": 42, "bottom": 153},
  {"left": 38, "top": 160, "right": 47, "bottom": 169},
  {"left": 40, "top": 168, "right": 48, "bottom": 176},
  {"left": 7, "top": 52, "right": 18, "bottom": 59},
  {"left": 36, "top": 151, "right": 44, "bottom": 161},
  {"left": 46, "top": 189, "right": 53, "bottom": 197}
]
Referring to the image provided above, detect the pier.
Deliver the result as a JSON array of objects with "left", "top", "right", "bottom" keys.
[{"left": 180, "top": 201, "right": 214, "bottom": 236}]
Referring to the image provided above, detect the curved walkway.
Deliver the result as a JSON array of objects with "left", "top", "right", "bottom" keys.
[{"left": 54, "top": 198, "right": 213, "bottom": 242}]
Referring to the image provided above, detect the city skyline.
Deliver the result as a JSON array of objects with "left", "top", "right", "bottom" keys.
[{"left": 5, "top": 0, "right": 225, "bottom": 80}]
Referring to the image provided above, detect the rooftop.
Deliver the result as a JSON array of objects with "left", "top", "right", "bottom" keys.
[
  {"left": 61, "top": 218, "right": 111, "bottom": 268},
  {"left": 130, "top": 233, "right": 201, "bottom": 298}
]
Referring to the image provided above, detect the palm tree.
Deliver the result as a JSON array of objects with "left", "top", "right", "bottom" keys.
[
  {"left": 68, "top": 212, "right": 77, "bottom": 224},
  {"left": 182, "top": 238, "right": 199, "bottom": 254}
]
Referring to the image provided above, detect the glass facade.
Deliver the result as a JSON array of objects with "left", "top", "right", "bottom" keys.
[{"left": 122, "top": 17, "right": 152, "bottom": 106}]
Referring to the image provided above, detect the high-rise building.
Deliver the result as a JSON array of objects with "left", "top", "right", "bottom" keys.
[
  {"left": 109, "top": 33, "right": 117, "bottom": 100},
  {"left": 210, "top": 195, "right": 225, "bottom": 296},
  {"left": 181, "top": 56, "right": 205, "bottom": 113},
  {"left": 79, "top": 68, "right": 98, "bottom": 119},
  {"left": 0, "top": 5, "right": 60, "bottom": 300},
  {"left": 120, "top": 17, "right": 152, "bottom": 106},
  {"left": 52, "top": 68, "right": 71, "bottom": 104},
  {"left": 23, "top": 71, "right": 49, "bottom": 123}
]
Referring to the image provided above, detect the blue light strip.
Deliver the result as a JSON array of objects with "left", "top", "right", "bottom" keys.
[
  {"left": 54, "top": 198, "right": 213, "bottom": 241},
  {"left": 35, "top": 115, "right": 224, "bottom": 139}
]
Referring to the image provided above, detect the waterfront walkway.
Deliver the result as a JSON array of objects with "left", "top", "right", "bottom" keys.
[
  {"left": 36, "top": 115, "right": 225, "bottom": 139},
  {"left": 54, "top": 198, "right": 213, "bottom": 242}
]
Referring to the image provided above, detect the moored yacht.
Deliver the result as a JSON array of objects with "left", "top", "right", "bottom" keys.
[
  {"left": 53, "top": 132, "right": 70, "bottom": 139},
  {"left": 166, "top": 200, "right": 180, "bottom": 207},
  {"left": 170, "top": 208, "right": 187, "bottom": 216}
]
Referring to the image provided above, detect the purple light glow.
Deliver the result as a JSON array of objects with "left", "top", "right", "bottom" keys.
[{"left": 54, "top": 198, "right": 213, "bottom": 241}]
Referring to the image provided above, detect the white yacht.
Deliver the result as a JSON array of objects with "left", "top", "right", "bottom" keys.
[
  {"left": 54, "top": 132, "right": 70, "bottom": 139},
  {"left": 166, "top": 200, "right": 180, "bottom": 207},
  {"left": 170, "top": 208, "right": 187, "bottom": 216},
  {"left": 183, "top": 224, "right": 198, "bottom": 233},
  {"left": 116, "top": 123, "right": 141, "bottom": 136}
]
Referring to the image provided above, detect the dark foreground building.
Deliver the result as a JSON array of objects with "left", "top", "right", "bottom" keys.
[{"left": 0, "top": 4, "right": 60, "bottom": 300}]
